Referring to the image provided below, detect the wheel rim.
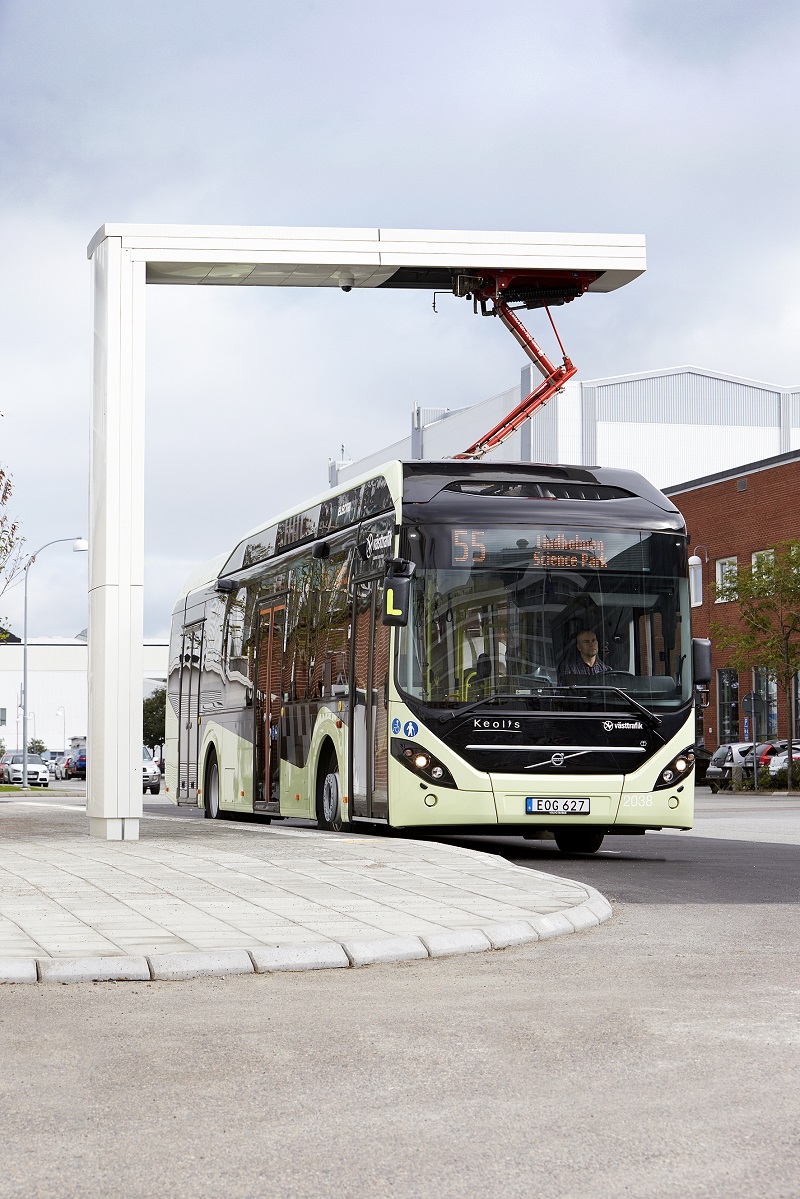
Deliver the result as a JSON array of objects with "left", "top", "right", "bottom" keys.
[
  {"left": 208, "top": 762, "right": 220, "bottom": 818},
  {"left": 322, "top": 771, "right": 340, "bottom": 824}
]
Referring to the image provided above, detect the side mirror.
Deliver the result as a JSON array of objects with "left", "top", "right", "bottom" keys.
[
  {"left": 382, "top": 558, "right": 415, "bottom": 627},
  {"left": 692, "top": 638, "right": 712, "bottom": 685},
  {"left": 215, "top": 577, "right": 239, "bottom": 593}
]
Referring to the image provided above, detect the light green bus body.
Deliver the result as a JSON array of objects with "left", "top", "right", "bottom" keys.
[{"left": 166, "top": 459, "right": 697, "bottom": 847}]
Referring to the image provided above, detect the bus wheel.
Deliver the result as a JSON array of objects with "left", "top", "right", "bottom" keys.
[
  {"left": 204, "top": 752, "right": 221, "bottom": 819},
  {"left": 317, "top": 756, "right": 344, "bottom": 832},
  {"left": 553, "top": 829, "right": 605, "bottom": 854}
]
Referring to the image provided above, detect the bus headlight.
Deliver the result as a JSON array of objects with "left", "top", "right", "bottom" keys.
[
  {"left": 391, "top": 739, "right": 457, "bottom": 788},
  {"left": 654, "top": 747, "right": 695, "bottom": 791}
]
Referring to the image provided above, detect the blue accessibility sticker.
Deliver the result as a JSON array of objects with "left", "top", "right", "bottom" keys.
[
  {"left": 403, "top": 720, "right": 419, "bottom": 738},
  {"left": 391, "top": 718, "right": 402, "bottom": 735}
]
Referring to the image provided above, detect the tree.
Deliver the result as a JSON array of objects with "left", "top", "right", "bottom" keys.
[
  {"left": 712, "top": 541, "right": 800, "bottom": 788},
  {"left": 27, "top": 738, "right": 47, "bottom": 756},
  {"left": 143, "top": 687, "right": 166, "bottom": 751},
  {"left": 0, "top": 464, "right": 25, "bottom": 637}
]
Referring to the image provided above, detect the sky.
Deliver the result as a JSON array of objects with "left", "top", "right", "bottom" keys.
[{"left": 1, "top": 0, "right": 799, "bottom": 640}]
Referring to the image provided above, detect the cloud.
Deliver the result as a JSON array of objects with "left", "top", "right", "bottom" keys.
[{"left": 1, "top": 0, "right": 799, "bottom": 638}]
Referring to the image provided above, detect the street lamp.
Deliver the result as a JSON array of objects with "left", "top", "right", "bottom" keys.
[{"left": 22, "top": 538, "right": 88, "bottom": 787}]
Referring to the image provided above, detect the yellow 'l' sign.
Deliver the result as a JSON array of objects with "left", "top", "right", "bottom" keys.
[{"left": 386, "top": 588, "right": 403, "bottom": 616}]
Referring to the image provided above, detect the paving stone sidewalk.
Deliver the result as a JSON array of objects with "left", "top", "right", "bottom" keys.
[{"left": 0, "top": 802, "right": 611, "bottom": 983}]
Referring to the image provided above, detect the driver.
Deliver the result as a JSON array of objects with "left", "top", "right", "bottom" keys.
[{"left": 560, "top": 629, "right": 611, "bottom": 677}]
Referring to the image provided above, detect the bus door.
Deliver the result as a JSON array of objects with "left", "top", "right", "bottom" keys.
[
  {"left": 178, "top": 621, "right": 204, "bottom": 804},
  {"left": 349, "top": 578, "right": 390, "bottom": 820},
  {"left": 254, "top": 603, "right": 285, "bottom": 813}
]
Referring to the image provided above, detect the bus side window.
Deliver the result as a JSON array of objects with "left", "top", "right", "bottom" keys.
[
  {"left": 284, "top": 556, "right": 316, "bottom": 702},
  {"left": 224, "top": 587, "right": 251, "bottom": 683},
  {"left": 308, "top": 546, "right": 353, "bottom": 698}
]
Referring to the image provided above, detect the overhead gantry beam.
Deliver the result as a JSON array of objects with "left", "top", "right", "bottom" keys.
[{"left": 87, "top": 224, "right": 646, "bottom": 839}]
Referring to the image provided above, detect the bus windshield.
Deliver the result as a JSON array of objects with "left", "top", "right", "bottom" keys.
[{"left": 397, "top": 525, "right": 691, "bottom": 712}]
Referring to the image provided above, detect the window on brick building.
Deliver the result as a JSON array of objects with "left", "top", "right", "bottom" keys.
[
  {"left": 753, "top": 669, "right": 778, "bottom": 739},
  {"left": 751, "top": 549, "right": 774, "bottom": 573},
  {"left": 717, "top": 669, "right": 739, "bottom": 742},
  {"left": 715, "top": 557, "right": 738, "bottom": 601}
]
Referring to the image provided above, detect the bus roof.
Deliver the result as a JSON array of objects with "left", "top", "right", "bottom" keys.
[{"left": 177, "top": 460, "right": 680, "bottom": 602}]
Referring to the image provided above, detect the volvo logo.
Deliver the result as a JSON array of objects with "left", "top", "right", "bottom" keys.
[{"left": 551, "top": 752, "right": 565, "bottom": 767}]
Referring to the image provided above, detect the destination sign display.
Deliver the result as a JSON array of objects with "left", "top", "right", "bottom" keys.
[{"left": 450, "top": 527, "right": 646, "bottom": 571}]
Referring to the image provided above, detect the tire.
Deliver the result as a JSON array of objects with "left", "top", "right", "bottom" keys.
[
  {"left": 317, "top": 752, "right": 345, "bottom": 832},
  {"left": 204, "top": 753, "right": 221, "bottom": 819},
  {"left": 553, "top": 828, "right": 605, "bottom": 855},
  {"left": 150, "top": 783, "right": 161, "bottom": 795},
  {"left": 42, "top": 782, "right": 48, "bottom": 789}
]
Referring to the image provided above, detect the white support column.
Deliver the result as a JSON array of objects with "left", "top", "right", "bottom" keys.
[{"left": 87, "top": 236, "right": 145, "bottom": 840}]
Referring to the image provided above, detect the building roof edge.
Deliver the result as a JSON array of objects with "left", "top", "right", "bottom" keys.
[{"left": 663, "top": 448, "right": 800, "bottom": 496}]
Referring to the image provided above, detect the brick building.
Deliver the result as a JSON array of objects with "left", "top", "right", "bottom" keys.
[{"left": 664, "top": 450, "right": 800, "bottom": 751}]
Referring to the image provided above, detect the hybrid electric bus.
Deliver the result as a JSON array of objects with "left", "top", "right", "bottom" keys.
[{"left": 165, "top": 460, "right": 710, "bottom": 852}]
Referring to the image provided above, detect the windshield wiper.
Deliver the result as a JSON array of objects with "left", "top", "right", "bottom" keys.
[
  {"left": 534, "top": 684, "right": 662, "bottom": 728},
  {"left": 436, "top": 690, "right": 520, "bottom": 724},
  {"left": 435, "top": 682, "right": 662, "bottom": 730}
]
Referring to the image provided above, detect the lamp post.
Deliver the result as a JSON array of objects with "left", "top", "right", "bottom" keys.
[
  {"left": 22, "top": 538, "right": 88, "bottom": 787},
  {"left": 56, "top": 706, "right": 65, "bottom": 755}
]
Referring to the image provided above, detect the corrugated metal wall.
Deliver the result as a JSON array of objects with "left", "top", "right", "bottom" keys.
[
  {"left": 594, "top": 371, "right": 781, "bottom": 426},
  {"left": 337, "top": 368, "right": 800, "bottom": 488}
]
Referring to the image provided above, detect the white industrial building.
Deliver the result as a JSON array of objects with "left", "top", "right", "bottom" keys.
[
  {"left": 332, "top": 365, "right": 800, "bottom": 490},
  {"left": 0, "top": 637, "right": 168, "bottom": 756}
]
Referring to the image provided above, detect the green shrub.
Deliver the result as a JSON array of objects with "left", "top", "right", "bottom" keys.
[{"left": 738, "top": 765, "right": 785, "bottom": 791}]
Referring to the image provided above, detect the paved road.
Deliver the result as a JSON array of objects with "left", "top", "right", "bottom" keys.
[
  {"left": 145, "top": 789, "right": 800, "bottom": 907},
  {"left": 443, "top": 830, "right": 800, "bottom": 906},
  {"left": 2, "top": 793, "right": 799, "bottom": 1198}
]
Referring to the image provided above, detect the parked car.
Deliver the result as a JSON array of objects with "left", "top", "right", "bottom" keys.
[
  {"left": 73, "top": 750, "right": 86, "bottom": 780},
  {"left": 753, "top": 741, "right": 788, "bottom": 768},
  {"left": 2, "top": 754, "right": 49, "bottom": 787},
  {"left": 62, "top": 755, "right": 76, "bottom": 779},
  {"left": 52, "top": 756, "right": 67, "bottom": 780},
  {"left": 706, "top": 742, "right": 754, "bottom": 791},
  {"left": 768, "top": 745, "right": 800, "bottom": 779},
  {"left": 142, "top": 746, "right": 161, "bottom": 795},
  {"left": 693, "top": 744, "right": 711, "bottom": 787}
]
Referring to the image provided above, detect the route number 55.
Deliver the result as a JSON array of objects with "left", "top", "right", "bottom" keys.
[{"left": 453, "top": 529, "right": 486, "bottom": 564}]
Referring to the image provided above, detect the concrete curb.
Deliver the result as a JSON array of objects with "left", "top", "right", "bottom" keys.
[
  {"left": 343, "top": 935, "right": 429, "bottom": 966},
  {"left": 149, "top": 950, "right": 255, "bottom": 981},
  {"left": 251, "top": 944, "right": 349, "bottom": 972},
  {"left": 0, "top": 886, "right": 613, "bottom": 986},
  {"left": 38, "top": 955, "right": 150, "bottom": 984}
]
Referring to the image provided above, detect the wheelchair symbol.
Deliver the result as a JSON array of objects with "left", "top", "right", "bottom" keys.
[{"left": 391, "top": 718, "right": 401, "bottom": 735}]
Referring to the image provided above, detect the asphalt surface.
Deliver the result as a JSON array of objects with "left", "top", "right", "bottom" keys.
[
  {"left": 2, "top": 791, "right": 798, "bottom": 1199},
  {"left": 447, "top": 830, "right": 800, "bottom": 906},
  {"left": 145, "top": 790, "right": 800, "bottom": 907}
]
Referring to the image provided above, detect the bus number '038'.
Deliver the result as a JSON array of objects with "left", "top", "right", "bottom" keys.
[{"left": 453, "top": 530, "right": 486, "bottom": 564}]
